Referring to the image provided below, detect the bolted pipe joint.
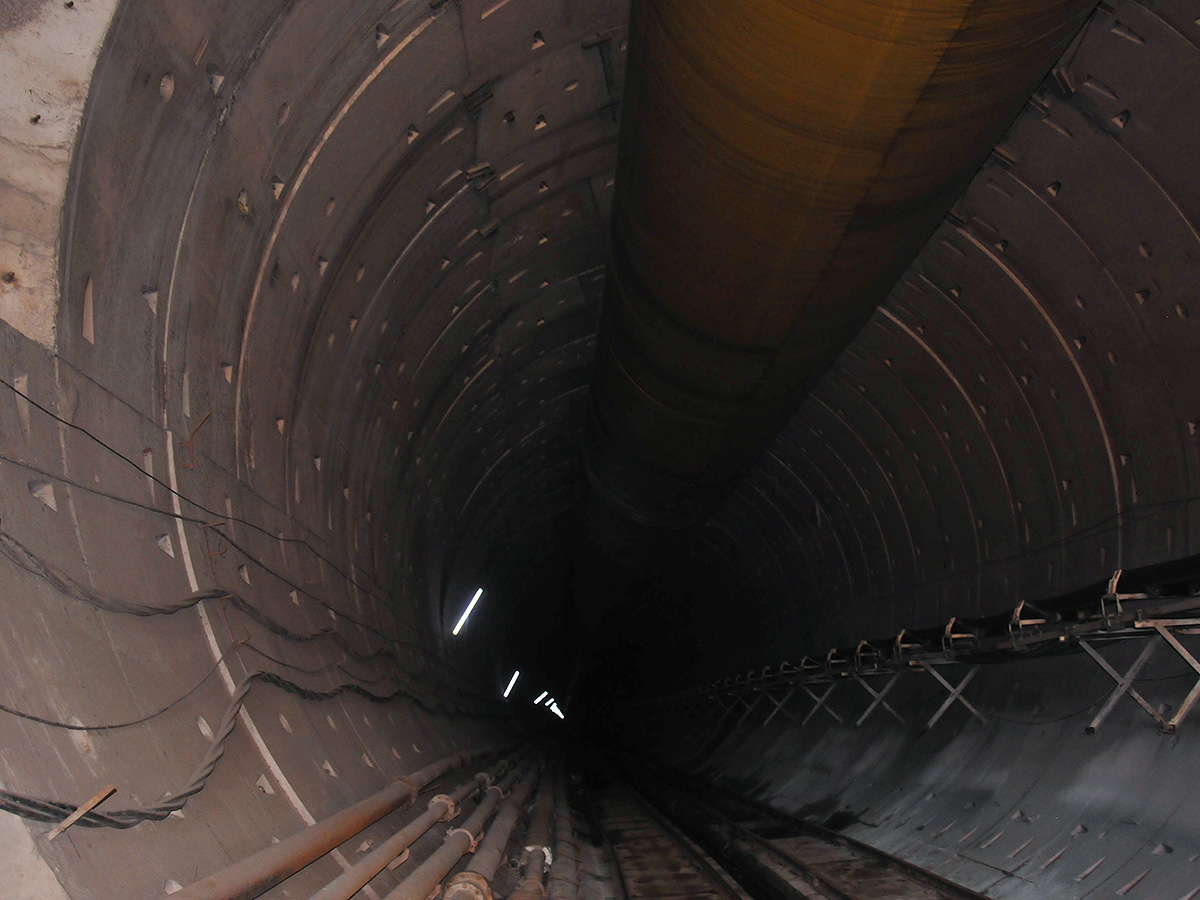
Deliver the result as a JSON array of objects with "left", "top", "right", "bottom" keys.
[{"left": 442, "top": 870, "right": 493, "bottom": 900}]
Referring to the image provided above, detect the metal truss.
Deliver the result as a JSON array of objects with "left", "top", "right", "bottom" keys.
[{"left": 639, "top": 572, "right": 1200, "bottom": 736}]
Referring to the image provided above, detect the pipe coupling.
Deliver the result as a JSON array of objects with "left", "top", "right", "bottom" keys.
[
  {"left": 429, "top": 794, "right": 457, "bottom": 821},
  {"left": 524, "top": 845, "right": 552, "bottom": 869},
  {"left": 445, "top": 826, "right": 480, "bottom": 852},
  {"left": 397, "top": 775, "right": 419, "bottom": 804},
  {"left": 442, "top": 871, "right": 493, "bottom": 900}
]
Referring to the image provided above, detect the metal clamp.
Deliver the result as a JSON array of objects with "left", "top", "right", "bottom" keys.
[
  {"left": 429, "top": 794, "right": 457, "bottom": 821},
  {"left": 447, "top": 827, "right": 480, "bottom": 852},
  {"left": 524, "top": 844, "right": 553, "bottom": 869}
]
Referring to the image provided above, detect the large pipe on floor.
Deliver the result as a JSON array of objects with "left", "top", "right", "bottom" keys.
[
  {"left": 547, "top": 770, "right": 577, "bottom": 900},
  {"left": 508, "top": 771, "right": 556, "bottom": 900},
  {"left": 443, "top": 765, "right": 542, "bottom": 900},
  {"left": 170, "top": 746, "right": 509, "bottom": 900},
  {"left": 383, "top": 766, "right": 524, "bottom": 900},
  {"left": 584, "top": 0, "right": 1097, "bottom": 529},
  {"left": 309, "top": 756, "right": 519, "bottom": 900}
]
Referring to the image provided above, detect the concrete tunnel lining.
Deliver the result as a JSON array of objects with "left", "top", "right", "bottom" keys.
[{"left": 1, "top": 0, "right": 1200, "bottom": 897}]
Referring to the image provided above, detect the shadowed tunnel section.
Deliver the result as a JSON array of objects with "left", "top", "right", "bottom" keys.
[{"left": 2, "top": 0, "right": 1200, "bottom": 897}]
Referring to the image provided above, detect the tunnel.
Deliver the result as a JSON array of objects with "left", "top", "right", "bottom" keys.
[{"left": 2, "top": 0, "right": 1200, "bottom": 897}]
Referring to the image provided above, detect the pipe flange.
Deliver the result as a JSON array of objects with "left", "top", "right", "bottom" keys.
[
  {"left": 429, "top": 794, "right": 457, "bottom": 821},
  {"left": 475, "top": 771, "right": 493, "bottom": 788},
  {"left": 397, "top": 775, "right": 419, "bottom": 804},
  {"left": 443, "top": 870, "right": 493, "bottom": 900}
]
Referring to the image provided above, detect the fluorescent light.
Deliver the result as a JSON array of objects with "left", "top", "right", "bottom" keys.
[
  {"left": 544, "top": 696, "right": 554, "bottom": 707},
  {"left": 534, "top": 691, "right": 548, "bottom": 704},
  {"left": 503, "top": 670, "right": 520, "bottom": 698},
  {"left": 550, "top": 704, "right": 564, "bottom": 720},
  {"left": 451, "top": 588, "right": 483, "bottom": 635}
]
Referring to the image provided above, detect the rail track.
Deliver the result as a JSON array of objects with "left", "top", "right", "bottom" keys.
[
  {"left": 590, "top": 774, "right": 749, "bottom": 900},
  {"left": 611, "top": 765, "right": 988, "bottom": 900}
]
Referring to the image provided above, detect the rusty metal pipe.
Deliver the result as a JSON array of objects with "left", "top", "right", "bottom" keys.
[
  {"left": 170, "top": 745, "right": 508, "bottom": 900},
  {"left": 585, "top": 0, "right": 1097, "bottom": 528},
  {"left": 507, "top": 771, "right": 556, "bottom": 900},
  {"left": 547, "top": 770, "right": 577, "bottom": 900},
  {"left": 442, "top": 765, "right": 542, "bottom": 900},
  {"left": 308, "top": 755, "right": 520, "bottom": 900},
  {"left": 382, "top": 766, "right": 524, "bottom": 900}
]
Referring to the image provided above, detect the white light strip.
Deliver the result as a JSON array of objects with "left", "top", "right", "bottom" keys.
[
  {"left": 550, "top": 704, "right": 565, "bottom": 720},
  {"left": 452, "top": 588, "right": 484, "bottom": 635},
  {"left": 534, "top": 691, "right": 548, "bottom": 704},
  {"left": 503, "top": 670, "right": 520, "bottom": 698}
]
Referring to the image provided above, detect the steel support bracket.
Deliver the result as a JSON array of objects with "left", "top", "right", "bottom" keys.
[
  {"left": 922, "top": 664, "right": 987, "bottom": 729},
  {"left": 1081, "top": 636, "right": 1165, "bottom": 734},
  {"left": 761, "top": 687, "right": 797, "bottom": 726},
  {"left": 1148, "top": 623, "right": 1200, "bottom": 733},
  {"left": 853, "top": 672, "right": 904, "bottom": 726},
  {"left": 800, "top": 683, "right": 843, "bottom": 726},
  {"left": 732, "top": 691, "right": 764, "bottom": 728}
]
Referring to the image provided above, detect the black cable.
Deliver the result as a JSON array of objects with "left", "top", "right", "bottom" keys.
[
  {"left": 0, "top": 449, "right": 420, "bottom": 649},
  {"left": 0, "top": 640, "right": 399, "bottom": 732},
  {"left": 0, "top": 382, "right": 505, "bottom": 827},
  {"left": 0, "top": 667, "right": 506, "bottom": 829},
  {"left": 0, "top": 650, "right": 230, "bottom": 731},
  {"left": 0, "top": 527, "right": 433, "bottom": 673},
  {"left": 988, "top": 691, "right": 1111, "bottom": 725},
  {"left": 0, "top": 375, "right": 397, "bottom": 618}
]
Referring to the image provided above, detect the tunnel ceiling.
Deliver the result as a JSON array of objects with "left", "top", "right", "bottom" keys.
[
  {"left": 702, "top": 0, "right": 1200, "bottom": 676},
  {"left": 51, "top": 0, "right": 1200, "bottom": 701}
]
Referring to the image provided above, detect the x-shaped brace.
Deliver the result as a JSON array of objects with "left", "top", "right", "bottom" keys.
[
  {"left": 762, "top": 687, "right": 797, "bottom": 726},
  {"left": 1151, "top": 624, "right": 1200, "bottom": 733},
  {"left": 733, "top": 692, "right": 765, "bottom": 728},
  {"left": 710, "top": 692, "right": 758, "bottom": 729},
  {"left": 801, "top": 683, "right": 844, "bottom": 726},
  {"left": 711, "top": 695, "right": 738, "bottom": 719},
  {"left": 1081, "top": 637, "right": 1165, "bottom": 734},
  {"left": 854, "top": 672, "right": 905, "bottom": 726},
  {"left": 922, "top": 664, "right": 987, "bottom": 728}
]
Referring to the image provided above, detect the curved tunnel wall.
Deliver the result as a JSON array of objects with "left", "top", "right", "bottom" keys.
[
  {"left": 641, "top": 639, "right": 1200, "bottom": 900},
  {"left": 689, "top": 0, "right": 1200, "bottom": 671},
  {"left": 1, "top": 0, "right": 1200, "bottom": 898},
  {"left": 1, "top": 0, "right": 625, "bottom": 895}
]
